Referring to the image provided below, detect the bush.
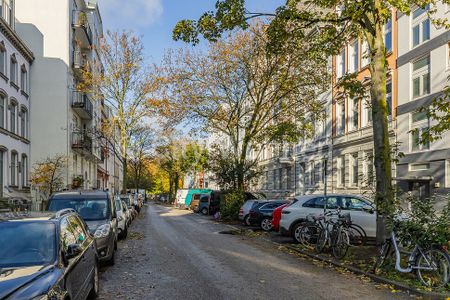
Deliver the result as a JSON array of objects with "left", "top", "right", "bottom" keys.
[
  {"left": 394, "top": 194, "right": 450, "bottom": 248},
  {"left": 220, "top": 190, "right": 245, "bottom": 221}
]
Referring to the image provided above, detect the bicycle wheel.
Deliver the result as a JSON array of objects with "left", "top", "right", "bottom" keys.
[
  {"left": 332, "top": 228, "right": 350, "bottom": 259},
  {"left": 347, "top": 224, "right": 367, "bottom": 246},
  {"left": 298, "top": 222, "right": 321, "bottom": 247},
  {"left": 373, "top": 240, "right": 392, "bottom": 273},
  {"left": 315, "top": 228, "right": 327, "bottom": 253},
  {"left": 416, "top": 247, "right": 450, "bottom": 289}
]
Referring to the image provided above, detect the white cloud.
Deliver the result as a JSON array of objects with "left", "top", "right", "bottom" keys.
[{"left": 98, "top": 0, "right": 163, "bottom": 29}]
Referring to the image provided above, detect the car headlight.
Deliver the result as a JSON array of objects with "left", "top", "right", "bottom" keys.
[{"left": 94, "top": 224, "right": 111, "bottom": 238}]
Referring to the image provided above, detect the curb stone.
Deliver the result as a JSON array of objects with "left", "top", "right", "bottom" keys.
[{"left": 262, "top": 238, "right": 449, "bottom": 300}]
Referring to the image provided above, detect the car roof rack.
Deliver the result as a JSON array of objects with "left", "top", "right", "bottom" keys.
[{"left": 55, "top": 208, "right": 77, "bottom": 218}]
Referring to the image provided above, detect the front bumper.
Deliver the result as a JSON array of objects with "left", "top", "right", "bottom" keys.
[{"left": 95, "top": 234, "right": 114, "bottom": 262}]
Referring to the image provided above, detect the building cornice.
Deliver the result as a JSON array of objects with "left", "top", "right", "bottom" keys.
[{"left": 0, "top": 19, "right": 34, "bottom": 63}]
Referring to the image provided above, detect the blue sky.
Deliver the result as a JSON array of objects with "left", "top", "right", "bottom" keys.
[{"left": 97, "top": 0, "right": 284, "bottom": 64}]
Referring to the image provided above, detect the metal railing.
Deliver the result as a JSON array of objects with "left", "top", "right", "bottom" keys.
[
  {"left": 72, "top": 10, "right": 93, "bottom": 44},
  {"left": 72, "top": 131, "right": 93, "bottom": 153},
  {"left": 72, "top": 91, "right": 93, "bottom": 118}
]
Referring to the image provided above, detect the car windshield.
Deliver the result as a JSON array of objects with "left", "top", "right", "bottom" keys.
[
  {"left": 49, "top": 198, "right": 110, "bottom": 221},
  {"left": 0, "top": 221, "right": 56, "bottom": 268}
]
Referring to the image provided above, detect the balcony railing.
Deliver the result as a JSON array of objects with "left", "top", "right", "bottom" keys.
[
  {"left": 72, "top": 131, "right": 93, "bottom": 154},
  {"left": 278, "top": 149, "right": 294, "bottom": 165},
  {"left": 72, "top": 91, "right": 93, "bottom": 120},
  {"left": 73, "top": 49, "right": 87, "bottom": 70},
  {"left": 72, "top": 10, "right": 93, "bottom": 46}
]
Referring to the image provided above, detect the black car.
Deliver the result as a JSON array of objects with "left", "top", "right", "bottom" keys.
[
  {"left": 48, "top": 190, "right": 118, "bottom": 265},
  {"left": 248, "top": 200, "right": 290, "bottom": 231},
  {"left": 0, "top": 209, "right": 99, "bottom": 300}
]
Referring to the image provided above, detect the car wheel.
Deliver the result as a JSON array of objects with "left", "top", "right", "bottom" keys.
[
  {"left": 123, "top": 226, "right": 128, "bottom": 239},
  {"left": 118, "top": 229, "right": 123, "bottom": 240},
  {"left": 201, "top": 207, "right": 208, "bottom": 215},
  {"left": 88, "top": 263, "right": 99, "bottom": 299},
  {"left": 260, "top": 218, "right": 273, "bottom": 231},
  {"left": 292, "top": 223, "right": 304, "bottom": 243},
  {"left": 107, "top": 250, "right": 115, "bottom": 266}
]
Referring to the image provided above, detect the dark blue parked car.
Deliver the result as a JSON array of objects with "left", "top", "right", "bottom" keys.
[
  {"left": 248, "top": 200, "right": 290, "bottom": 231},
  {"left": 0, "top": 209, "right": 99, "bottom": 300}
]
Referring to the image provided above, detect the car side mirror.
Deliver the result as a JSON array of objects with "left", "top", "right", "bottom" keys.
[
  {"left": 65, "top": 244, "right": 83, "bottom": 260},
  {"left": 363, "top": 205, "right": 375, "bottom": 214}
]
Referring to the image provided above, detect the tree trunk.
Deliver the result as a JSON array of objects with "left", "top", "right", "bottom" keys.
[
  {"left": 367, "top": 20, "right": 394, "bottom": 245},
  {"left": 122, "top": 157, "right": 128, "bottom": 194}
]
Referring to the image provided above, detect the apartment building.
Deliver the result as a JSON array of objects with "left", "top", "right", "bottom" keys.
[
  {"left": 97, "top": 102, "right": 123, "bottom": 194},
  {"left": 0, "top": 0, "right": 34, "bottom": 202},
  {"left": 396, "top": 3, "right": 450, "bottom": 198},
  {"left": 331, "top": 10, "right": 398, "bottom": 196},
  {"left": 15, "top": 0, "right": 103, "bottom": 200}
]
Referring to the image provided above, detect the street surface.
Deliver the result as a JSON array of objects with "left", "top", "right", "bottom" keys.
[{"left": 98, "top": 204, "right": 411, "bottom": 300}]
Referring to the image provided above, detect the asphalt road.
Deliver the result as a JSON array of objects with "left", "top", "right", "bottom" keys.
[{"left": 98, "top": 204, "right": 412, "bottom": 300}]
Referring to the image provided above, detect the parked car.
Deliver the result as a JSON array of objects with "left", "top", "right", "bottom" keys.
[
  {"left": 248, "top": 200, "right": 290, "bottom": 231},
  {"left": 119, "top": 194, "right": 137, "bottom": 220},
  {"left": 115, "top": 198, "right": 128, "bottom": 239},
  {"left": 279, "top": 194, "right": 376, "bottom": 243},
  {"left": 239, "top": 200, "right": 262, "bottom": 226},
  {"left": 0, "top": 209, "right": 99, "bottom": 300},
  {"left": 122, "top": 200, "right": 132, "bottom": 226},
  {"left": 48, "top": 190, "right": 118, "bottom": 265},
  {"left": 190, "top": 193, "right": 210, "bottom": 213},
  {"left": 271, "top": 203, "right": 290, "bottom": 232}
]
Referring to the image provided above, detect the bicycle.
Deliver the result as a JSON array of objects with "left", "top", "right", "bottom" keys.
[
  {"left": 373, "top": 230, "right": 450, "bottom": 289},
  {"left": 297, "top": 210, "right": 367, "bottom": 250},
  {"left": 314, "top": 209, "right": 352, "bottom": 259}
]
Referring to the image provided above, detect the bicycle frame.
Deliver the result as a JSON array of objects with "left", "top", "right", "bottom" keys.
[{"left": 389, "top": 231, "right": 435, "bottom": 273}]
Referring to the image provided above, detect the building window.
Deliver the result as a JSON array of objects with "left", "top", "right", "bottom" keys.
[
  {"left": 265, "top": 171, "right": 269, "bottom": 190},
  {"left": 361, "top": 39, "right": 370, "bottom": 67},
  {"left": 272, "top": 169, "right": 276, "bottom": 190},
  {"left": 411, "top": 111, "right": 430, "bottom": 152},
  {"left": 337, "top": 156, "right": 345, "bottom": 187},
  {"left": 412, "top": 5, "right": 430, "bottom": 47},
  {"left": 348, "top": 40, "right": 359, "bottom": 73},
  {"left": 336, "top": 49, "right": 346, "bottom": 79},
  {"left": 362, "top": 97, "right": 372, "bottom": 127},
  {"left": 10, "top": 55, "right": 17, "bottom": 84},
  {"left": 278, "top": 168, "right": 283, "bottom": 190},
  {"left": 20, "top": 107, "right": 27, "bottom": 138},
  {"left": 351, "top": 153, "right": 359, "bottom": 186},
  {"left": 0, "top": 95, "right": 4, "bottom": 128},
  {"left": 385, "top": 18, "right": 392, "bottom": 52},
  {"left": 9, "top": 101, "right": 16, "bottom": 133},
  {"left": 336, "top": 101, "right": 345, "bottom": 135},
  {"left": 362, "top": 151, "right": 374, "bottom": 186},
  {"left": 412, "top": 56, "right": 430, "bottom": 99},
  {"left": 321, "top": 160, "right": 327, "bottom": 184},
  {"left": 409, "top": 163, "right": 430, "bottom": 171},
  {"left": 20, "top": 65, "right": 28, "bottom": 93},
  {"left": 10, "top": 151, "right": 17, "bottom": 186},
  {"left": 386, "top": 81, "right": 392, "bottom": 117},
  {"left": 21, "top": 154, "right": 27, "bottom": 187},
  {"left": 350, "top": 98, "right": 359, "bottom": 131},
  {"left": 0, "top": 43, "right": 5, "bottom": 75},
  {"left": 286, "top": 167, "right": 292, "bottom": 190}
]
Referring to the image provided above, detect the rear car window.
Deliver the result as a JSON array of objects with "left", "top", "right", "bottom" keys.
[{"left": 49, "top": 198, "right": 110, "bottom": 221}]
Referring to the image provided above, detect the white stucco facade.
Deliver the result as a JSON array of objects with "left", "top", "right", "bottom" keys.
[
  {"left": 0, "top": 1, "right": 34, "bottom": 204},
  {"left": 396, "top": 3, "right": 450, "bottom": 197},
  {"left": 15, "top": 0, "right": 103, "bottom": 201}
]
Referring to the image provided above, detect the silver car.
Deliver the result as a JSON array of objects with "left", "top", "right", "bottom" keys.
[
  {"left": 48, "top": 190, "right": 118, "bottom": 265},
  {"left": 239, "top": 200, "right": 261, "bottom": 226}
]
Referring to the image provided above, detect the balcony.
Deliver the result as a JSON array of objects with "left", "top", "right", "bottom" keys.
[
  {"left": 278, "top": 149, "right": 294, "bottom": 165},
  {"left": 72, "top": 132, "right": 93, "bottom": 155},
  {"left": 73, "top": 49, "right": 88, "bottom": 77},
  {"left": 72, "top": 10, "right": 92, "bottom": 47},
  {"left": 72, "top": 91, "right": 93, "bottom": 120}
]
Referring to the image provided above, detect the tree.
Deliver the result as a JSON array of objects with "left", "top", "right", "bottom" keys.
[
  {"left": 183, "top": 142, "right": 208, "bottom": 188},
  {"left": 127, "top": 126, "right": 154, "bottom": 193},
  {"left": 161, "top": 24, "right": 329, "bottom": 191},
  {"left": 172, "top": 0, "right": 450, "bottom": 243},
  {"left": 30, "top": 155, "right": 67, "bottom": 201},
  {"left": 80, "top": 30, "right": 159, "bottom": 193}
]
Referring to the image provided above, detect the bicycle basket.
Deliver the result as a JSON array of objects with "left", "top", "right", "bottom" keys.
[{"left": 339, "top": 212, "right": 352, "bottom": 224}]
